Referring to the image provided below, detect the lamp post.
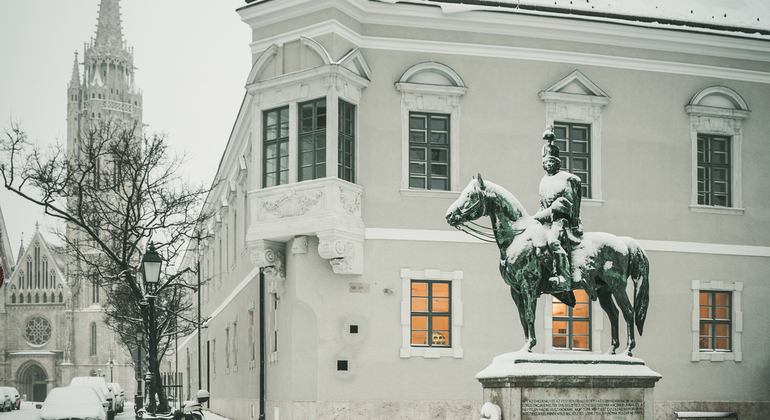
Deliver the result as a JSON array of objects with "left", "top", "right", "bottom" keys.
[
  {"left": 109, "top": 360, "right": 114, "bottom": 383},
  {"left": 142, "top": 243, "right": 162, "bottom": 415},
  {"left": 135, "top": 330, "right": 144, "bottom": 413}
]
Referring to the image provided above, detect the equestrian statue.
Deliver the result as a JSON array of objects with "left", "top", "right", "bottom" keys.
[{"left": 445, "top": 127, "right": 649, "bottom": 356}]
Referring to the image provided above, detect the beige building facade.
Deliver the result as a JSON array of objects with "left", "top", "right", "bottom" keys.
[{"left": 178, "top": 1, "right": 770, "bottom": 419}]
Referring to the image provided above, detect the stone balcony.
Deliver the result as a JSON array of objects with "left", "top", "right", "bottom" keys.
[{"left": 246, "top": 177, "right": 365, "bottom": 275}]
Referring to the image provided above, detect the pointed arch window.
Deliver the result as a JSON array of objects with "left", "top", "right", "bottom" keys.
[
  {"left": 18, "top": 270, "right": 24, "bottom": 289},
  {"left": 27, "top": 257, "right": 33, "bottom": 288},
  {"left": 90, "top": 323, "right": 98, "bottom": 355}
]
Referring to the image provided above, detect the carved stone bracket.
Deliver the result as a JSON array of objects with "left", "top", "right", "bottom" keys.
[
  {"left": 317, "top": 230, "right": 363, "bottom": 275},
  {"left": 249, "top": 240, "right": 285, "bottom": 280},
  {"left": 292, "top": 236, "right": 308, "bottom": 254}
]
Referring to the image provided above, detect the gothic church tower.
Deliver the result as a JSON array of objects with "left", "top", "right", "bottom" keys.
[
  {"left": 61, "top": 0, "right": 139, "bottom": 395},
  {"left": 67, "top": 0, "right": 142, "bottom": 156}
]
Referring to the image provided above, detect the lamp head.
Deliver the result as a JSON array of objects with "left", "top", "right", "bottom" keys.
[{"left": 142, "top": 242, "right": 162, "bottom": 285}]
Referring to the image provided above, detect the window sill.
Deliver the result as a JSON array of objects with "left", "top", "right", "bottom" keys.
[
  {"left": 400, "top": 346, "right": 463, "bottom": 359},
  {"left": 400, "top": 189, "right": 460, "bottom": 199},
  {"left": 582, "top": 198, "right": 604, "bottom": 207},
  {"left": 689, "top": 205, "right": 744, "bottom": 216},
  {"left": 692, "top": 351, "right": 742, "bottom": 362}
]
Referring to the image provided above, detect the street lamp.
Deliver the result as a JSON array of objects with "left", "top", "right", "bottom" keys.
[
  {"left": 135, "top": 331, "right": 144, "bottom": 413},
  {"left": 142, "top": 243, "right": 162, "bottom": 291},
  {"left": 141, "top": 242, "right": 162, "bottom": 415},
  {"left": 109, "top": 360, "right": 114, "bottom": 383}
]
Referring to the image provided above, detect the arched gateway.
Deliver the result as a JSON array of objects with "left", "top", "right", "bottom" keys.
[{"left": 17, "top": 363, "right": 48, "bottom": 402}]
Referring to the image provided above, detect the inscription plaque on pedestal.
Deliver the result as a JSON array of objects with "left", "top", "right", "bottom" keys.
[{"left": 477, "top": 352, "right": 661, "bottom": 420}]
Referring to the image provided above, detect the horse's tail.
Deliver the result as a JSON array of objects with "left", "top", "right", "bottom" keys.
[{"left": 623, "top": 237, "right": 650, "bottom": 336}]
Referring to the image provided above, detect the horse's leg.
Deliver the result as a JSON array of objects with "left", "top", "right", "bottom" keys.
[
  {"left": 597, "top": 287, "right": 619, "bottom": 354},
  {"left": 612, "top": 286, "right": 636, "bottom": 356},
  {"left": 510, "top": 287, "right": 533, "bottom": 352},
  {"left": 525, "top": 291, "right": 538, "bottom": 352}
]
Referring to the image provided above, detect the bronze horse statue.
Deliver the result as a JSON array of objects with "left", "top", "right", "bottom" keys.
[{"left": 446, "top": 175, "right": 649, "bottom": 355}]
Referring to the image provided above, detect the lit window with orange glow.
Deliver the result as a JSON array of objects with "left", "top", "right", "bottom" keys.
[
  {"left": 411, "top": 281, "right": 451, "bottom": 347},
  {"left": 699, "top": 291, "right": 731, "bottom": 352},
  {"left": 552, "top": 290, "right": 591, "bottom": 351}
]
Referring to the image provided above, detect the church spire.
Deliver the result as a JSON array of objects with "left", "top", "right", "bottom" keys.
[
  {"left": 69, "top": 51, "right": 80, "bottom": 88},
  {"left": 16, "top": 233, "right": 24, "bottom": 265},
  {"left": 94, "top": 0, "right": 124, "bottom": 52}
]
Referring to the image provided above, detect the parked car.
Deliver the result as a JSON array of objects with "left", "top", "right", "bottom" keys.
[
  {"left": 69, "top": 377, "right": 115, "bottom": 420},
  {"left": 0, "top": 387, "right": 11, "bottom": 412},
  {"left": 108, "top": 382, "right": 124, "bottom": 412},
  {"left": 36, "top": 386, "right": 108, "bottom": 420},
  {"left": 6, "top": 387, "right": 21, "bottom": 410}
]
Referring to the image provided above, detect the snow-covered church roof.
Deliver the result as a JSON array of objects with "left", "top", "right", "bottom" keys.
[{"left": 392, "top": 0, "right": 770, "bottom": 37}]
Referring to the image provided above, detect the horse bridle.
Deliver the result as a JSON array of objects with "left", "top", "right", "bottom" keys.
[
  {"left": 452, "top": 189, "right": 498, "bottom": 243},
  {"left": 452, "top": 188, "right": 526, "bottom": 243}
]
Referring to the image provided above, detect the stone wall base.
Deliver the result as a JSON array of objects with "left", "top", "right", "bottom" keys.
[
  {"left": 653, "top": 401, "right": 770, "bottom": 420},
  {"left": 209, "top": 399, "right": 482, "bottom": 420}
]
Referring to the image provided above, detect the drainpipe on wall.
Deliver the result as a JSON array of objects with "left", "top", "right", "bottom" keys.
[{"left": 259, "top": 268, "right": 266, "bottom": 420}]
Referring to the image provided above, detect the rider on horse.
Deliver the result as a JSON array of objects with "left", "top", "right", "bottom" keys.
[{"left": 533, "top": 127, "right": 583, "bottom": 293}]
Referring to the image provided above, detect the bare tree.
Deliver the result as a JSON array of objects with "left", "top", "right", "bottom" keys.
[{"left": 1, "top": 119, "right": 214, "bottom": 413}]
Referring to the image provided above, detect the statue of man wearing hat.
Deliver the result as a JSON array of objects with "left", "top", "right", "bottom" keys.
[{"left": 533, "top": 126, "right": 584, "bottom": 292}]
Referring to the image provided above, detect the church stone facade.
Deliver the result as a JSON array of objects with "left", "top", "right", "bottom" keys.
[{"left": 0, "top": 0, "right": 140, "bottom": 403}]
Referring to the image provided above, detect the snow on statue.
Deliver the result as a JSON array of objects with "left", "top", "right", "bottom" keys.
[{"left": 445, "top": 127, "right": 650, "bottom": 355}]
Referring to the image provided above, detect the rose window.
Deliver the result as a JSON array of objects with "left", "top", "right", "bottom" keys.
[{"left": 25, "top": 317, "right": 52, "bottom": 345}]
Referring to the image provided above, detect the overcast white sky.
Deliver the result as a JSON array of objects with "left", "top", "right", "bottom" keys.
[{"left": 0, "top": 0, "right": 252, "bottom": 257}]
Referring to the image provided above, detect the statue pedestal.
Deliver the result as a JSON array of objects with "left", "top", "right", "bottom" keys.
[{"left": 477, "top": 351, "right": 662, "bottom": 420}]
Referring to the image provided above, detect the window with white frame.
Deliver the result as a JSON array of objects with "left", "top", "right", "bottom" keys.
[
  {"left": 551, "top": 290, "right": 591, "bottom": 351},
  {"left": 686, "top": 86, "right": 749, "bottom": 215},
  {"left": 396, "top": 62, "right": 466, "bottom": 197},
  {"left": 553, "top": 123, "right": 592, "bottom": 198},
  {"left": 539, "top": 69, "right": 609, "bottom": 204},
  {"left": 400, "top": 268, "right": 463, "bottom": 359},
  {"left": 691, "top": 280, "right": 742, "bottom": 362},
  {"left": 544, "top": 291, "right": 603, "bottom": 354},
  {"left": 263, "top": 106, "right": 290, "bottom": 188},
  {"left": 246, "top": 37, "right": 370, "bottom": 189}
]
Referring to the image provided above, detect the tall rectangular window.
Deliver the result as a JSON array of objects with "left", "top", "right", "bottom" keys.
[
  {"left": 552, "top": 290, "right": 591, "bottom": 350},
  {"left": 409, "top": 113, "right": 450, "bottom": 190},
  {"left": 410, "top": 280, "right": 451, "bottom": 347},
  {"left": 697, "top": 134, "right": 731, "bottom": 207},
  {"left": 338, "top": 100, "right": 356, "bottom": 183},
  {"left": 249, "top": 310, "right": 255, "bottom": 362},
  {"left": 212, "top": 339, "right": 216, "bottom": 375},
  {"left": 699, "top": 291, "right": 731, "bottom": 351},
  {"left": 263, "top": 107, "right": 289, "bottom": 188},
  {"left": 225, "top": 327, "right": 230, "bottom": 369},
  {"left": 553, "top": 123, "right": 591, "bottom": 198},
  {"left": 232, "top": 322, "right": 238, "bottom": 367},
  {"left": 298, "top": 98, "right": 327, "bottom": 181}
]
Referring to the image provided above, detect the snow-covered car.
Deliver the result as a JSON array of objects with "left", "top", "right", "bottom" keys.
[
  {"left": 6, "top": 387, "right": 21, "bottom": 410},
  {"left": 108, "top": 382, "right": 124, "bottom": 412},
  {"left": 69, "top": 377, "right": 115, "bottom": 420},
  {"left": 0, "top": 387, "right": 11, "bottom": 412},
  {"left": 36, "top": 386, "right": 108, "bottom": 420}
]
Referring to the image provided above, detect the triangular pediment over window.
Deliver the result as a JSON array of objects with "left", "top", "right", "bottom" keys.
[{"left": 539, "top": 69, "right": 609, "bottom": 105}]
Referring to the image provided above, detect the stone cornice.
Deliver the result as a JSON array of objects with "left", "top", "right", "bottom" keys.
[{"left": 240, "top": 0, "right": 770, "bottom": 64}]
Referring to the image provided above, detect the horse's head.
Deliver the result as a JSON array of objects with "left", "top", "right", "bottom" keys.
[{"left": 445, "top": 174, "right": 488, "bottom": 227}]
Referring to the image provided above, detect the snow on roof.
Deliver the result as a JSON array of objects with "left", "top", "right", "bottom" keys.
[{"left": 423, "top": 0, "right": 770, "bottom": 36}]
